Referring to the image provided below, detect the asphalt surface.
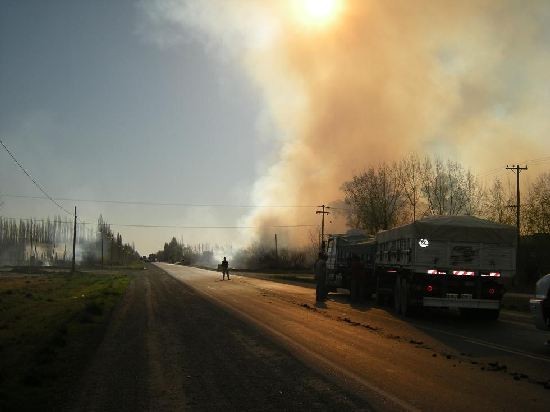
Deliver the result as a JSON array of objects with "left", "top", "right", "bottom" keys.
[
  {"left": 66, "top": 265, "right": 370, "bottom": 411},
  {"left": 68, "top": 264, "right": 550, "bottom": 411}
]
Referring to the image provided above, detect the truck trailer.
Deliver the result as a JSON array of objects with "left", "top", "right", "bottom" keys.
[
  {"left": 326, "top": 216, "right": 517, "bottom": 320},
  {"left": 326, "top": 230, "right": 375, "bottom": 293}
]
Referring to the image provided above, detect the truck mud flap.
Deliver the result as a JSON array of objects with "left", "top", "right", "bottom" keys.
[
  {"left": 530, "top": 299, "right": 550, "bottom": 330},
  {"left": 423, "top": 297, "right": 500, "bottom": 309}
]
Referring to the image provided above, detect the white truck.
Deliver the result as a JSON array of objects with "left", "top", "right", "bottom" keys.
[{"left": 374, "top": 216, "right": 517, "bottom": 319}]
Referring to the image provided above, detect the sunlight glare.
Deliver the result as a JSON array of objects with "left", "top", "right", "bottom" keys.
[{"left": 292, "top": 0, "right": 343, "bottom": 28}]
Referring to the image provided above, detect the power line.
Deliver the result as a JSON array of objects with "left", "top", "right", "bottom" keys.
[
  {"left": 0, "top": 216, "right": 316, "bottom": 230},
  {"left": 479, "top": 155, "right": 550, "bottom": 178},
  {"left": 110, "top": 223, "right": 317, "bottom": 229},
  {"left": 0, "top": 194, "right": 318, "bottom": 209},
  {"left": 0, "top": 139, "right": 74, "bottom": 217}
]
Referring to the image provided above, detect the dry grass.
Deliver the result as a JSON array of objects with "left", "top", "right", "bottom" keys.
[{"left": 0, "top": 270, "right": 130, "bottom": 410}]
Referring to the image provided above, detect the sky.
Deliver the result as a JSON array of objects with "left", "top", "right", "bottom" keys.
[{"left": 2, "top": 0, "right": 550, "bottom": 255}]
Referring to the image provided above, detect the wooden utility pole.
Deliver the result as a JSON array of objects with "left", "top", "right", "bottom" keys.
[
  {"left": 274, "top": 234, "right": 278, "bottom": 261},
  {"left": 71, "top": 206, "right": 77, "bottom": 273},
  {"left": 316, "top": 205, "right": 330, "bottom": 252},
  {"left": 506, "top": 164, "right": 527, "bottom": 275},
  {"left": 506, "top": 164, "right": 528, "bottom": 239},
  {"left": 101, "top": 232, "right": 104, "bottom": 268}
]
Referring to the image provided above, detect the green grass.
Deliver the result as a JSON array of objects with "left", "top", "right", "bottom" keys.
[{"left": 0, "top": 271, "right": 130, "bottom": 411}]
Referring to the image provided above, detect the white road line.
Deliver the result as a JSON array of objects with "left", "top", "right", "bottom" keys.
[{"left": 415, "top": 324, "right": 550, "bottom": 363}]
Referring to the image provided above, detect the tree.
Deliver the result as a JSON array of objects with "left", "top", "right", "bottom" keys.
[
  {"left": 342, "top": 162, "right": 405, "bottom": 233},
  {"left": 481, "top": 177, "right": 515, "bottom": 225},
  {"left": 463, "top": 170, "right": 485, "bottom": 216},
  {"left": 523, "top": 172, "right": 550, "bottom": 234},
  {"left": 163, "top": 237, "right": 183, "bottom": 263},
  {"left": 398, "top": 153, "right": 423, "bottom": 221},
  {"left": 420, "top": 157, "right": 475, "bottom": 216}
]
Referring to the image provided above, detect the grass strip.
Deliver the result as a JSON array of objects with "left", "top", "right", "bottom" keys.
[{"left": 0, "top": 271, "right": 130, "bottom": 411}]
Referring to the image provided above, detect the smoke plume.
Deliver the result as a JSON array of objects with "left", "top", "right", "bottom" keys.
[{"left": 141, "top": 0, "right": 550, "bottom": 244}]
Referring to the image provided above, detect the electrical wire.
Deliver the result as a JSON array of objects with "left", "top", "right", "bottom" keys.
[
  {"left": 0, "top": 139, "right": 74, "bottom": 217},
  {"left": 479, "top": 155, "right": 550, "bottom": 178},
  {"left": 0, "top": 194, "right": 318, "bottom": 209},
  {"left": 0, "top": 216, "right": 317, "bottom": 230},
  {"left": 110, "top": 223, "right": 317, "bottom": 229}
]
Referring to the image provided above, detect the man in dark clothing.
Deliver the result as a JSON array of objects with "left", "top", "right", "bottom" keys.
[
  {"left": 314, "top": 252, "right": 327, "bottom": 302},
  {"left": 221, "top": 257, "right": 230, "bottom": 280}
]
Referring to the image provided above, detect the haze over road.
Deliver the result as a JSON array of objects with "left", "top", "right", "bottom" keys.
[{"left": 70, "top": 264, "right": 550, "bottom": 411}]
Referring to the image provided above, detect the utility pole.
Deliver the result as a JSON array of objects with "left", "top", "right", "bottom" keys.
[
  {"left": 71, "top": 206, "right": 77, "bottom": 274},
  {"left": 506, "top": 164, "right": 527, "bottom": 276},
  {"left": 274, "top": 234, "right": 278, "bottom": 260},
  {"left": 316, "top": 205, "right": 330, "bottom": 252}
]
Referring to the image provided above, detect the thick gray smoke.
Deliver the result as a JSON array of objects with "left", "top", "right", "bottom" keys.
[{"left": 141, "top": 0, "right": 550, "bottom": 245}]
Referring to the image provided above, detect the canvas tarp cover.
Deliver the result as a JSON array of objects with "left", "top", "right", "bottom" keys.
[{"left": 375, "top": 216, "right": 517, "bottom": 245}]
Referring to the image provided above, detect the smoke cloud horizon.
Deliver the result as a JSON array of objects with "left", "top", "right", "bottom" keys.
[{"left": 140, "top": 0, "right": 550, "bottom": 246}]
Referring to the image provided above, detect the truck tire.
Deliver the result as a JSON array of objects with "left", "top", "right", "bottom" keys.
[
  {"left": 375, "top": 275, "right": 385, "bottom": 306},
  {"left": 459, "top": 308, "right": 475, "bottom": 319},
  {"left": 400, "top": 278, "right": 409, "bottom": 316},
  {"left": 480, "top": 309, "right": 500, "bottom": 321},
  {"left": 460, "top": 308, "right": 500, "bottom": 321},
  {"left": 393, "top": 276, "right": 401, "bottom": 314}
]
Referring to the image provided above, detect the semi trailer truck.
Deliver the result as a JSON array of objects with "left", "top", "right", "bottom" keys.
[{"left": 326, "top": 216, "right": 517, "bottom": 320}]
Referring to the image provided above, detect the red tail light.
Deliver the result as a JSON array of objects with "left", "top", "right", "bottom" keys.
[
  {"left": 427, "top": 269, "right": 446, "bottom": 275},
  {"left": 481, "top": 272, "right": 501, "bottom": 277},
  {"left": 426, "top": 285, "right": 433, "bottom": 293},
  {"left": 452, "top": 270, "right": 475, "bottom": 276}
]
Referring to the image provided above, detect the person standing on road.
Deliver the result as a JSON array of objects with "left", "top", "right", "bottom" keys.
[
  {"left": 314, "top": 252, "right": 327, "bottom": 302},
  {"left": 221, "top": 257, "right": 230, "bottom": 280}
]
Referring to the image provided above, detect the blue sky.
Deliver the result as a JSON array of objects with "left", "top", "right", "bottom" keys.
[{"left": 1, "top": 0, "right": 277, "bottom": 254}]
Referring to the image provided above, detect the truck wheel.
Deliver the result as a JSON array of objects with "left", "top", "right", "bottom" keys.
[
  {"left": 480, "top": 309, "right": 500, "bottom": 321},
  {"left": 459, "top": 308, "right": 475, "bottom": 319},
  {"left": 393, "top": 277, "right": 401, "bottom": 314},
  {"left": 400, "top": 278, "right": 409, "bottom": 316}
]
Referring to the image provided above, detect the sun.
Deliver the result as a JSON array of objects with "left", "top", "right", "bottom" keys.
[{"left": 292, "top": 0, "right": 343, "bottom": 28}]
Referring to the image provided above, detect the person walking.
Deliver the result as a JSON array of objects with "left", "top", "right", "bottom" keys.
[
  {"left": 221, "top": 257, "right": 230, "bottom": 280},
  {"left": 314, "top": 252, "right": 327, "bottom": 302}
]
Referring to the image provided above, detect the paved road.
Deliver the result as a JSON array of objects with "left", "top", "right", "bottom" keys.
[
  {"left": 69, "top": 264, "right": 550, "bottom": 411},
  {"left": 67, "top": 265, "right": 370, "bottom": 411}
]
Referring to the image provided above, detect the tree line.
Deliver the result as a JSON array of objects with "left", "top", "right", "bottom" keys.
[
  {"left": 0, "top": 214, "right": 139, "bottom": 266},
  {"left": 152, "top": 237, "right": 216, "bottom": 266},
  {"left": 341, "top": 154, "right": 550, "bottom": 235}
]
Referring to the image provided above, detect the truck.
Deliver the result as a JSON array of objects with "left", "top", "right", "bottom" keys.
[
  {"left": 529, "top": 274, "right": 550, "bottom": 333},
  {"left": 326, "top": 216, "right": 517, "bottom": 320},
  {"left": 326, "top": 230, "right": 375, "bottom": 294}
]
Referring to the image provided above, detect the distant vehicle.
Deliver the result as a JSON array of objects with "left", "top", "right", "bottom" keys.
[
  {"left": 530, "top": 274, "right": 550, "bottom": 331},
  {"left": 326, "top": 216, "right": 517, "bottom": 320}
]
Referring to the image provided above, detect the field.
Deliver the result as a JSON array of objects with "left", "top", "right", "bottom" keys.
[{"left": 0, "top": 268, "right": 130, "bottom": 411}]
